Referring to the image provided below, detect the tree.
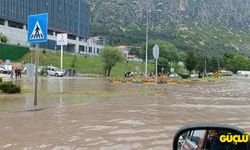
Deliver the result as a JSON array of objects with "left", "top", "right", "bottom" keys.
[
  {"left": 141, "top": 40, "right": 181, "bottom": 73},
  {"left": 184, "top": 50, "right": 199, "bottom": 74},
  {"left": 0, "top": 33, "right": 8, "bottom": 43},
  {"left": 100, "top": 46, "right": 124, "bottom": 76},
  {"left": 127, "top": 23, "right": 141, "bottom": 31},
  {"left": 224, "top": 53, "right": 249, "bottom": 73}
]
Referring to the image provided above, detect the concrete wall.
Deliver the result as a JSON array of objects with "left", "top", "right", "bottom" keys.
[{"left": 0, "top": 24, "right": 27, "bottom": 45}]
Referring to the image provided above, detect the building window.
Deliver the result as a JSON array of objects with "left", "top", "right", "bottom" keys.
[
  {"left": 8, "top": 21, "right": 23, "bottom": 29},
  {"left": 0, "top": 19, "right": 4, "bottom": 25},
  {"left": 89, "top": 47, "right": 92, "bottom": 53},
  {"left": 97, "top": 48, "right": 100, "bottom": 53},
  {"left": 48, "top": 30, "right": 53, "bottom": 35}
]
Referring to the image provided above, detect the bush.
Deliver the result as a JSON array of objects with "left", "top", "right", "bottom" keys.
[
  {"left": 0, "top": 78, "right": 2, "bottom": 83},
  {"left": 0, "top": 82, "right": 21, "bottom": 93},
  {"left": 0, "top": 43, "right": 29, "bottom": 60},
  {"left": 0, "top": 33, "right": 8, "bottom": 43},
  {"left": 42, "top": 49, "right": 46, "bottom": 54},
  {"left": 39, "top": 68, "right": 47, "bottom": 76}
]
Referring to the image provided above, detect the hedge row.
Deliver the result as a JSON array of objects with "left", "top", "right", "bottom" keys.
[
  {"left": 0, "top": 43, "right": 29, "bottom": 61},
  {"left": 0, "top": 80, "right": 21, "bottom": 94}
]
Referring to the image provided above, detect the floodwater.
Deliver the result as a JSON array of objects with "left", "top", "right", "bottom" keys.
[{"left": 0, "top": 77, "right": 250, "bottom": 150}]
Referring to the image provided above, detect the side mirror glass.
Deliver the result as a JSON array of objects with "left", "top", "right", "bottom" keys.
[{"left": 173, "top": 125, "right": 249, "bottom": 150}]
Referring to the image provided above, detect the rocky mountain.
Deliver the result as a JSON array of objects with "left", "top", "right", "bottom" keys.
[
  {"left": 86, "top": 0, "right": 250, "bottom": 31},
  {"left": 85, "top": 0, "right": 250, "bottom": 57}
]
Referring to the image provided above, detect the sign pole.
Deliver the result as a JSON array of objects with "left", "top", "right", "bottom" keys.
[
  {"left": 153, "top": 44, "right": 159, "bottom": 85},
  {"left": 34, "top": 43, "right": 39, "bottom": 106},
  {"left": 156, "top": 58, "right": 158, "bottom": 84},
  {"left": 57, "top": 33, "right": 67, "bottom": 70},
  {"left": 61, "top": 45, "right": 63, "bottom": 70},
  {"left": 28, "top": 13, "right": 48, "bottom": 106}
]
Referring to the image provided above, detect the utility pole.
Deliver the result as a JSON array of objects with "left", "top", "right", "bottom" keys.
[
  {"left": 204, "top": 56, "right": 207, "bottom": 76},
  {"left": 145, "top": 10, "right": 149, "bottom": 76},
  {"left": 133, "top": 1, "right": 162, "bottom": 76}
]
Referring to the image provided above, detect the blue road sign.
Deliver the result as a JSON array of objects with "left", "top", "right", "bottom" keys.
[{"left": 28, "top": 13, "right": 48, "bottom": 43}]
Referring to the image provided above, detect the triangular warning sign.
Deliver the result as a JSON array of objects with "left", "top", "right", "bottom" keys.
[{"left": 30, "top": 21, "right": 44, "bottom": 39}]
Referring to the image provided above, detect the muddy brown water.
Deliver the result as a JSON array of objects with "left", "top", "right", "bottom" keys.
[{"left": 0, "top": 77, "right": 250, "bottom": 150}]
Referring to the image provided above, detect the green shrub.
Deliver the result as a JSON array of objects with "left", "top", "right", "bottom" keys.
[
  {"left": 0, "top": 78, "right": 2, "bottom": 83},
  {"left": 0, "top": 34, "right": 8, "bottom": 43},
  {"left": 39, "top": 68, "right": 46, "bottom": 76},
  {"left": 42, "top": 49, "right": 46, "bottom": 54},
  {"left": 0, "top": 43, "right": 29, "bottom": 60},
  {"left": 0, "top": 82, "right": 21, "bottom": 93}
]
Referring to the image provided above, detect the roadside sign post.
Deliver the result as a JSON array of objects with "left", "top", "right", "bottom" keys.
[
  {"left": 153, "top": 44, "right": 159, "bottom": 84},
  {"left": 28, "top": 13, "right": 48, "bottom": 106},
  {"left": 57, "top": 33, "right": 68, "bottom": 70},
  {"left": 34, "top": 44, "right": 39, "bottom": 105}
]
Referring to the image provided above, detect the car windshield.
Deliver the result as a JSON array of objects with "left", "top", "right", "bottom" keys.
[
  {"left": 0, "top": 1, "right": 250, "bottom": 149},
  {"left": 53, "top": 68, "right": 61, "bottom": 71}
]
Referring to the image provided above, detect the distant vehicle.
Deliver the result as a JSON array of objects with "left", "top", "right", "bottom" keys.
[
  {"left": 0, "top": 64, "right": 12, "bottom": 74},
  {"left": 46, "top": 66, "right": 64, "bottom": 77},
  {"left": 207, "top": 72, "right": 213, "bottom": 77},
  {"left": 190, "top": 74, "right": 199, "bottom": 78},
  {"left": 179, "top": 74, "right": 190, "bottom": 79},
  {"left": 236, "top": 70, "right": 250, "bottom": 76},
  {"left": 169, "top": 73, "right": 179, "bottom": 78},
  {"left": 221, "top": 70, "right": 233, "bottom": 76},
  {"left": 127, "top": 58, "right": 143, "bottom": 62},
  {"left": 0, "top": 66, "right": 6, "bottom": 73}
]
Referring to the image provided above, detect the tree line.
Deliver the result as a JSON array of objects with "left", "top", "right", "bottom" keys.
[{"left": 100, "top": 40, "right": 250, "bottom": 76}]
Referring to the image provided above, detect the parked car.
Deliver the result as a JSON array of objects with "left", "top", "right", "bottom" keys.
[
  {"left": 45, "top": 66, "right": 64, "bottom": 77},
  {"left": 3, "top": 64, "right": 12, "bottom": 74},
  {"left": 190, "top": 74, "right": 199, "bottom": 78},
  {"left": 179, "top": 74, "right": 190, "bottom": 79},
  {"left": 0, "top": 66, "right": 6, "bottom": 73},
  {"left": 169, "top": 73, "right": 179, "bottom": 78},
  {"left": 236, "top": 70, "right": 250, "bottom": 76}
]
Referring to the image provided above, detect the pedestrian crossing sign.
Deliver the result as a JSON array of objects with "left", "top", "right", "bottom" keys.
[{"left": 28, "top": 13, "right": 48, "bottom": 43}]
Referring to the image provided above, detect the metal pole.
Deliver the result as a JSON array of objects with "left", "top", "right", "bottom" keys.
[
  {"left": 31, "top": 50, "right": 32, "bottom": 64},
  {"left": 156, "top": 58, "right": 158, "bottom": 84},
  {"left": 145, "top": 10, "right": 149, "bottom": 76},
  {"left": 204, "top": 56, "right": 207, "bottom": 76},
  {"left": 78, "top": 0, "right": 80, "bottom": 37},
  {"left": 34, "top": 43, "right": 39, "bottom": 106},
  {"left": 218, "top": 57, "right": 220, "bottom": 71},
  {"left": 60, "top": 45, "right": 63, "bottom": 70}
]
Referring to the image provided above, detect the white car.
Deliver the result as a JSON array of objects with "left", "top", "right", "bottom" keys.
[
  {"left": 190, "top": 74, "right": 199, "bottom": 78},
  {"left": 46, "top": 67, "right": 64, "bottom": 77},
  {"left": 169, "top": 73, "right": 179, "bottom": 78},
  {"left": 0, "top": 66, "right": 6, "bottom": 73}
]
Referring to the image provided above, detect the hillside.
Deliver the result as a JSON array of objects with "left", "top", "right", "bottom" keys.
[
  {"left": 85, "top": 0, "right": 250, "bottom": 57},
  {"left": 87, "top": 0, "right": 250, "bottom": 30}
]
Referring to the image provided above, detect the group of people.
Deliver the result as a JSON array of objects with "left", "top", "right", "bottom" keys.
[{"left": 10, "top": 67, "right": 22, "bottom": 79}]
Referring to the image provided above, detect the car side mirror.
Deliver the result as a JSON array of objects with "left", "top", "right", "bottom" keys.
[{"left": 173, "top": 124, "right": 250, "bottom": 150}]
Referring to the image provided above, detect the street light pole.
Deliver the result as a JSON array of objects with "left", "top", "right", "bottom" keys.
[
  {"left": 134, "top": 1, "right": 162, "bottom": 76},
  {"left": 145, "top": 10, "right": 149, "bottom": 76}
]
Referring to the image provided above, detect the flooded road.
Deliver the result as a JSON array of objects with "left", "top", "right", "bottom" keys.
[{"left": 0, "top": 77, "right": 250, "bottom": 150}]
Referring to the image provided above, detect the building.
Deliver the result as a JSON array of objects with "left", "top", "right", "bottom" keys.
[
  {"left": 117, "top": 45, "right": 143, "bottom": 62},
  {"left": 0, "top": 0, "right": 103, "bottom": 54}
]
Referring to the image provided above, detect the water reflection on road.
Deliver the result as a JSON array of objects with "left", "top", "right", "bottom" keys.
[{"left": 0, "top": 77, "right": 250, "bottom": 149}]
